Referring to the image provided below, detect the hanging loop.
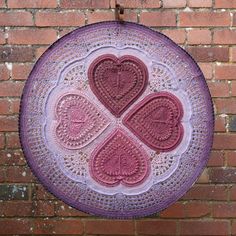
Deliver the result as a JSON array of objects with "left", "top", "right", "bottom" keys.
[{"left": 115, "top": 2, "right": 124, "bottom": 22}]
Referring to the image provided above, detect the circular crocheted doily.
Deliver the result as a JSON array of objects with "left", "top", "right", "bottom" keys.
[{"left": 20, "top": 21, "right": 214, "bottom": 218}]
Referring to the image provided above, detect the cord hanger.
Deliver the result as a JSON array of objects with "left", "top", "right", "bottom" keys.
[{"left": 115, "top": 1, "right": 124, "bottom": 22}]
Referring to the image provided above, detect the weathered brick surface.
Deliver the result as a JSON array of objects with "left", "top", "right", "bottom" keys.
[
  {"left": 179, "top": 12, "right": 231, "bottom": 27},
  {"left": 0, "top": 46, "right": 34, "bottom": 62},
  {"left": 0, "top": 1, "right": 235, "bottom": 235},
  {"left": 188, "top": 0, "right": 212, "bottom": 8},
  {"left": 140, "top": 11, "right": 177, "bottom": 27},
  {"left": 0, "top": 184, "right": 29, "bottom": 200},
  {"left": 35, "top": 12, "right": 85, "bottom": 26},
  {"left": 186, "top": 47, "right": 229, "bottom": 62},
  {"left": 179, "top": 220, "right": 229, "bottom": 235},
  {"left": 8, "top": 0, "right": 58, "bottom": 8}
]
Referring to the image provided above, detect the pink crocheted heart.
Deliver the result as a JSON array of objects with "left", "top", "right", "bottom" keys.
[
  {"left": 89, "top": 129, "right": 150, "bottom": 187},
  {"left": 55, "top": 93, "right": 110, "bottom": 149},
  {"left": 88, "top": 54, "right": 148, "bottom": 117},
  {"left": 123, "top": 92, "right": 184, "bottom": 152}
]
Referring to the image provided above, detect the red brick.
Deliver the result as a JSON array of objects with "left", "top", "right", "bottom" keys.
[
  {"left": 33, "top": 219, "right": 83, "bottom": 234},
  {"left": 208, "top": 81, "right": 229, "bottom": 98},
  {"left": 188, "top": 0, "right": 212, "bottom": 8},
  {"left": 209, "top": 168, "right": 236, "bottom": 183},
  {"left": 160, "top": 202, "right": 185, "bottom": 218},
  {"left": 187, "top": 29, "right": 212, "bottom": 45},
  {"left": 60, "top": 0, "right": 109, "bottom": 8},
  {"left": 137, "top": 220, "right": 177, "bottom": 235},
  {"left": 140, "top": 11, "right": 176, "bottom": 27},
  {"left": 87, "top": 11, "right": 114, "bottom": 24},
  {"left": 12, "top": 63, "right": 32, "bottom": 80},
  {"left": 162, "top": 29, "right": 186, "bottom": 44},
  {"left": 197, "top": 169, "right": 210, "bottom": 183},
  {"left": 182, "top": 185, "right": 228, "bottom": 200},
  {"left": 8, "top": 0, "right": 57, "bottom": 8},
  {"left": 179, "top": 12, "right": 230, "bottom": 27},
  {"left": 215, "top": 65, "right": 236, "bottom": 80},
  {"left": 0, "top": 64, "right": 10, "bottom": 81},
  {"left": 134, "top": 0, "right": 161, "bottom": 8},
  {"left": 0, "top": 0, "right": 5, "bottom": 8},
  {"left": 33, "top": 200, "right": 54, "bottom": 216},
  {"left": 0, "top": 30, "right": 5, "bottom": 44},
  {"left": 32, "top": 184, "right": 55, "bottom": 200},
  {"left": 110, "top": 0, "right": 161, "bottom": 8},
  {"left": 0, "top": 219, "right": 32, "bottom": 234},
  {"left": 85, "top": 220, "right": 134, "bottom": 235},
  {"left": 231, "top": 47, "right": 236, "bottom": 62},
  {"left": 0, "top": 201, "right": 32, "bottom": 216},
  {"left": 185, "top": 202, "right": 211, "bottom": 217},
  {"left": 0, "top": 46, "right": 34, "bottom": 62},
  {"left": 229, "top": 185, "right": 236, "bottom": 200},
  {"left": 199, "top": 63, "right": 212, "bottom": 79},
  {"left": 0, "top": 82, "right": 24, "bottom": 96},
  {"left": 35, "top": 12, "right": 84, "bottom": 26},
  {"left": 215, "top": 0, "right": 236, "bottom": 8},
  {"left": 5, "top": 166, "right": 35, "bottom": 183},
  {"left": 215, "top": 99, "right": 236, "bottom": 114},
  {"left": 232, "top": 221, "right": 236, "bottom": 236},
  {"left": 0, "top": 150, "right": 26, "bottom": 165},
  {"left": 0, "top": 116, "right": 18, "bottom": 131},
  {"left": 212, "top": 203, "right": 236, "bottom": 217},
  {"left": 163, "top": 0, "right": 186, "bottom": 8},
  {"left": 0, "top": 167, "right": 6, "bottom": 181},
  {"left": 6, "top": 132, "right": 20, "bottom": 148},
  {"left": 208, "top": 151, "right": 224, "bottom": 167},
  {"left": 231, "top": 81, "right": 236, "bottom": 96},
  {"left": 35, "top": 46, "right": 48, "bottom": 59},
  {"left": 0, "top": 99, "right": 11, "bottom": 114},
  {"left": 226, "top": 151, "right": 236, "bottom": 166},
  {"left": 215, "top": 115, "right": 226, "bottom": 132},
  {"left": 0, "top": 133, "right": 5, "bottom": 149},
  {"left": 55, "top": 202, "right": 89, "bottom": 217},
  {"left": 121, "top": 9, "right": 138, "bottom": 22},
  {"left": 180, "top": 220, "right": 229, "bottom": 235},
  {"left": 231, "top": 14, "right": 236, "bottom": 26},
  {"left": 10, "top": 99, "right": 20, "bottom": 113},
  {"left": 214, "top": 30, "right": 236, "bottom": 45},
  {"left": 186, "top": 47, "right": 229, "bottom": 62},
  {"left": 87, "top": 10, "right": 137, "bottom": 24},
  {"left": 213, "top": 133, "right": 236, "bottom": 149},
  {"left": 0, "top": 12, "right": 33, "bottom": 26},
  {"left": 8, "top": 29, "right": 57, "bottom": 45},
  {"left": 58, "top": 28, "right": 74, "bottom": 38}
]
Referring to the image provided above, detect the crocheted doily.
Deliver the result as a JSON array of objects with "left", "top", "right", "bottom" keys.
[{"left": 20, "top": 21, "right": 214, "bottom": 218}]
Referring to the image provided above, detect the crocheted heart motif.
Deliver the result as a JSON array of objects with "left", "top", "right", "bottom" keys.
[
  {"left": 88, "top": 54, "right": 148, "bottom": 117},
  {"left": 123, "top": 92, "right": 184, "bottom": 152},
  {"left": 89, "top": 129, "right": 150, "bottom": 187},
  {"left": 55, "top": 93, "right": 110, "bottom": 149}
]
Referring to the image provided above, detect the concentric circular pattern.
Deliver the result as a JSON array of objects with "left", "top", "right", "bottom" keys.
[{"left": 20, "top": 21, "right": 214, "bottom": 218}]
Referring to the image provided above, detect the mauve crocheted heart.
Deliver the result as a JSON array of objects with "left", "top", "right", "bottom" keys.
[
  {"left": 123, "top": 92, "right": 184, "bottom": 152},
  {"left": 20, "top": 21, "right": 214, "bottom": 219},
  {"left": 88, "top": 54, "right": 148, "bottom": 117}
]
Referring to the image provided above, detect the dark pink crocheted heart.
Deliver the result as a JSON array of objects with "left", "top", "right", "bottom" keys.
[
  {"left": 89, "top": 129, "right": 150, "bottom": 187},
  {"left": 88, "top": 54, "right": 148, "bottom": 117},
  {"left": 123, "top": 92, "right": 184, "bottom": 152},
  {"left": 55, "top": 93, "right": 110, "bottom": 149}
]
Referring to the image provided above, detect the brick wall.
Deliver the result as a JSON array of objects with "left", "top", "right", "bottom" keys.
[{"left": 0, "top": 0, "right": 235, "bottom": 235}]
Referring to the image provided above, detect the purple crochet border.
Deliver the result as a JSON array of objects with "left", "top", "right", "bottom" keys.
[{"left": 19, "top": 21, "right": 214, "bottom": 219}]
